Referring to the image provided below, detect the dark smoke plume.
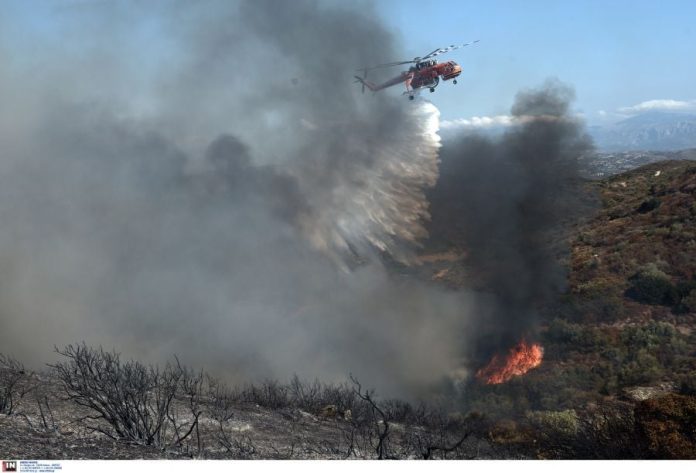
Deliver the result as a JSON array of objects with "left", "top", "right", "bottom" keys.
[
  {"left": 0, "top": 0, "right": 458, "bottom": 396},
  {"left": 429, "top": 80, "right": 594, "bottom": 361}
]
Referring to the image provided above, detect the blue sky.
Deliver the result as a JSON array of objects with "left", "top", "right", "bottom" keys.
[
  {"left": 3, "top": 1, "right": 695, "bottom": 125},
  {"left": 377, "top": 0, "right": 696, "bottom": 124}
]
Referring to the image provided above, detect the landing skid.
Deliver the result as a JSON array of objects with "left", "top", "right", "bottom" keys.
[
  {"left": 402, "top": 89, "right": 423, "bottom": 101},
  {"left": 405, "top": 77, "right": 441, "bottom": 99}
]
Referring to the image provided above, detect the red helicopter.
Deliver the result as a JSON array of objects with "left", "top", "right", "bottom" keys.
[{"left": 354, "top": 40, "right": 479, "bottom": 100}]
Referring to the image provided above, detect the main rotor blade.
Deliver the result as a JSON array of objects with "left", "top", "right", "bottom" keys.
[
  {"left": 420, "top": 40, "right": 480, "bottom": 60},
  {"left": 356, "top": 39, "right": 479, "bottom": 72},
  {"left": 357, "top": 60, "right": 414, "bottom": 72}
]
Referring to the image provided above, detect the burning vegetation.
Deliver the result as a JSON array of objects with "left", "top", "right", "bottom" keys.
[{"left": 476, "top": 340, "right": 544, "bottom": 385}]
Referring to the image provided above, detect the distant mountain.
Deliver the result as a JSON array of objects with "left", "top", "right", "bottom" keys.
[
  {"left": 591, "top": 112, "right": 696, "bottom": 151},
  {"left": 441, "top": 111, "right": 696, "bottom": 152}
]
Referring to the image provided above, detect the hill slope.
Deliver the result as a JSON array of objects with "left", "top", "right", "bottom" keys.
[
  {"left": 2, "top": 160, "right": 696, "bottom": 460},
  {"left": 417, "top": 159, "right": 696, "bottom": 458}
]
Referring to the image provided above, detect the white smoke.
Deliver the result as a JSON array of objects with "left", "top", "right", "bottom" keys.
[{"left": 298, "top": 101, "right": 442, "bottom": 265}]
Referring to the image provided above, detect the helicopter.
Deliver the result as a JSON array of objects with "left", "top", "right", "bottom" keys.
[{"left": 354, "top": 40, "right": 479, "bottom": 100}]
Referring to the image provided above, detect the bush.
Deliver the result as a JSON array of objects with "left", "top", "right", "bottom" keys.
[
  {"left": 678, "top": 373, "right": 696, "bottom": 395},
  {"left": 617, "top": 350, "right": 663, "bottom": 386},
  {"left": 527, "top": 410, "right": 579, "bottom": 437},
  {"left": 635, "top": 394, "right": 696, "bottom": 459},
  {"left": 680, "top": 289, "right": 696, "bottom": 313},
  {"left": 570, "top": 404, "right": 642, "bottom": 459},
  {"left": 620, "top": 321, "right": 679, "bottom": 350},
  {"left": 239, "top": 379, "right": 290, "bottom": 409},
  {"left": 50, "top": 344, "right": 202, "bottom": 448},
  {"left": 287, "top": 375, "right": 357, "bottom": 415},
  {"left": 637, "top": 198, "right": 661, "bottom": 213},
  {"left": 626, "top": 263, "right": 675, "bottom": 305},
  {"left": 544, "top": 319, "right": 610, "bottom": 354},
  {"left": 0, "top": 353, "right": 29, "bottom": 415}
]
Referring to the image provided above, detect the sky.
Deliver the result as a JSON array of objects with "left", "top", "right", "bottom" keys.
[
  {"left": 377, "top": 0, "right": 696, "bottom": 124},
  {"left": 2, "top": 0, "right": 695, "bottom": 125}
]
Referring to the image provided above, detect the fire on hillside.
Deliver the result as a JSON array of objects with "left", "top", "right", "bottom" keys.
[{"left": 476, "top": 340, "right": 543, "bottom": 385}]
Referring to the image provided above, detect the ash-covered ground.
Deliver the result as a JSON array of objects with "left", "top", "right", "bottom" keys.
[{"left": 0, "top": 352, "right": 501, "bottom": 460}]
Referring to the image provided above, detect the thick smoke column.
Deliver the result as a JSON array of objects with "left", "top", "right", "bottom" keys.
[
  {"left": 429, "top": 80, "right": 593, "bottom": 361},
  {"left": 0, "top": 0, "right": 462, "bottom": 395}
]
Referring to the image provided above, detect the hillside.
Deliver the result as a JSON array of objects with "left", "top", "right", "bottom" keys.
[
  {"left": 418, "top": 159, "right": 696, "bottom": 458},
  {"left": 2, "top": 160, "right": 696, "bottom": 460},
  {"left": 570, "top": 159, "right": 696, "bottom": 317}
]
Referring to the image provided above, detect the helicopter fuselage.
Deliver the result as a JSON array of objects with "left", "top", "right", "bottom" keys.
[
  {"left": 408, "top": 60, "right": 462, "bottom": 89},
  {"left": 354, "top": 39, "right": 478, "bottom": 98},
  {"left": 356, "top": 60, "right": 462, "bottom": 94}
]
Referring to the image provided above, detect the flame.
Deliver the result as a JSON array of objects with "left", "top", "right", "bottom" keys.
[{"left": 476, "top": 340, "right": 543, "bottom": 385}]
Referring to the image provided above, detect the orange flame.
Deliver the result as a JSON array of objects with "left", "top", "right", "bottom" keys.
[{"left": 476, "top": 340, "right": 543, "bottom": 385}]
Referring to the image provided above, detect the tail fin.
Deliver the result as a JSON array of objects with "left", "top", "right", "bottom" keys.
[{"left": 353, "top": 72, "right": 377, "bottom": 93}]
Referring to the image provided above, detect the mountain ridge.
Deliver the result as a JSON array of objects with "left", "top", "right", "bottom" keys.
[{"left": 590, "top": 112, "right": 696, "bottom": 151}]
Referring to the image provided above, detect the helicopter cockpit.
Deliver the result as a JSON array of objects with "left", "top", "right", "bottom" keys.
[{"left": 415, "top": 59, "right": 437, "bottom": 70}]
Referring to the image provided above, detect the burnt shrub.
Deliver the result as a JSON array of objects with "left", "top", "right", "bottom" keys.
[
  {"left": 50, "top": 343, "right": 201, "bottom": 447},
  {"left": 238, "top": 379, "right": 291, "bottom": 409},
  {"left": 0, "top": 353, "right": 29, "bottom": 415}
]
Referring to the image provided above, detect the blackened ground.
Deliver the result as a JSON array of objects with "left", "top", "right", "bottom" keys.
[{"left": 0, "top": 370, "right": 500, "bottom": 460}]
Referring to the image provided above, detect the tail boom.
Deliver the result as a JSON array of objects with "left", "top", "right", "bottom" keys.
[{"left": 354, "top": 75, "right": 379, "bottom": 92}]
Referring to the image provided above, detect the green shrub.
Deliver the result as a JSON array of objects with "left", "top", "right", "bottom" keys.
[
  {"left": 680, "top": 289, "right": 696, "bottom": 313},
  {"left": 544, "top": 319, "right": 611, "bottom": 353},
  {"left": 545, "top": 319, "right": 582, "bottom": 344},
  {"left": 626, "top": 263, "right": 675, "bottom": 305},
  {"left": 678, "top": 372, "right": 696, "bottom": 395},
  {"left": 637, "top": 197, "right": 661, "bottom": 213},
  {"left": 527, "top": 409, "right": 579, "bottom": 437},
  {"left": 617, "top": 350, "right": 663, "bottom": 386}
]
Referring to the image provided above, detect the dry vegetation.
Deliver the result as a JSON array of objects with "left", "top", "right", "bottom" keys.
[
  {"left": 0, "top": 345, "right": 489, "bottom": 460},
  {"left": 422, "top": 159, "right": 696, "bottom": 458},
  {"left": 2, "top": 160, "right": 696, "bottom": 459},
  {"left": 569, "top": 160, "right": 696, "bottom": 319}
]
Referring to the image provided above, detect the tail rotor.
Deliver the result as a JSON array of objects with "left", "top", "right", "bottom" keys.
[{"left": 354, "top": 69, "right": 368, "bottom": 93}]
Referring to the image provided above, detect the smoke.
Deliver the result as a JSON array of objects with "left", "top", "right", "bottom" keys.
[
  {"left": 0, "top": 1, "right": 594, "bottom": 396},
  {"left": 429, "top": 79, "right": 594, "bottom": 361},
  {"left": 0, "top": 0, "right": 465, "bottom": 396},
  {"left": 296, "top": 101, "right": 441, "bottom": 265}
]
